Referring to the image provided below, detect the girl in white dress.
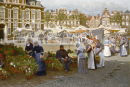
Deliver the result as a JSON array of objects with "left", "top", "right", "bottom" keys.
[{"left": 104, "top": 37, "right": 111, "bottom": 57}]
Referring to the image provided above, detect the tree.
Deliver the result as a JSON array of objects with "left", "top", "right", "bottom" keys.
[
  {"left": 44, "top": 12, "right": 51, "bottom": 28},
  {"left": 55, "top": 12, "right": 67, "bottom": 29},
  {"left": 79, "top": 13, "right": 87, "bottom": 26},
  {"left": 110, "top": 12, "right": 122, "bottom": 26}
]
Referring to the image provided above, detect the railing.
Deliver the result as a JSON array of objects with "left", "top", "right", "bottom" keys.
[{"left": 0, "top": 36, "right": 79, "bottom": 45}]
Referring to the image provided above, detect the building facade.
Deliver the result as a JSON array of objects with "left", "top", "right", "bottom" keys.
[
  {"left": 101, "top": 8, "right": 111, "bottom": 27},
  {"left": 86, "top": 14, "right": 100, "bottom": 28},
  {"left": 0, "top": 0, "right": 45, "bottom": 40},
  {"left": 121, "top": 10, "right": 130, "bottom": 34},
  {"left": 44, "top": 7, "right": 80, "bottom": 29}
]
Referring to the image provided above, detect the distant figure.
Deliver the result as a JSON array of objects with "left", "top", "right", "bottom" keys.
[
  {"left": 104, "top": 37, "right": 111, "bottom": 57},
  {"left": 120, "top": 37, "right": 128, "bottom": 57},
  {"left": 76, "top": 43, "right": 87, "bottom": 73},
  {"left": 25, "top": 38, "right": 33, "bottom": 56},
  {"left": 56, "top": 45, "right": 71, "bottom": 71}
]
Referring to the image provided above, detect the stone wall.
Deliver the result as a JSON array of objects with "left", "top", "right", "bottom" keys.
[{"left": 18, "top": 44, "right": 77, "bottom": 52}]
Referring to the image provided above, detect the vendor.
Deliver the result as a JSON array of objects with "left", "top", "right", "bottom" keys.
[
  {"left": 30, "top": 41, "right": 46, "bottom": 76},
  {"left": 56, "top": 45, "right": 71, "bottom": 71},
  {"left": 95, "top": 39, "right": 104, "bottom": 68}
]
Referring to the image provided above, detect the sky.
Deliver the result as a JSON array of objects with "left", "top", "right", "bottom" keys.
[{"left": 39, "top": 0, "right": 130, "bottom": 16}]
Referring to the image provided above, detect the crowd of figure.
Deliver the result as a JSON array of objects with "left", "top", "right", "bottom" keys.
[{"left": 24, "top": 35, "right": 129, "bottom": 76}]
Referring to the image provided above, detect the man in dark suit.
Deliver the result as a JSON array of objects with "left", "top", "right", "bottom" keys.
[{"left": 56, "top": 45, "right": 71, "bottom": 71}]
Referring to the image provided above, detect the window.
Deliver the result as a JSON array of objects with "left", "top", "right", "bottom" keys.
[
  {"left": 22, "top": 23, "right": 24, "bottom": 28},
  {"left": 103, "top": 21, "right": 105, "bottom": 25},
  {"left": 8, "top": 23, "right": 11, "bottom": 35},
  {"left": 37, "top": 10, "right": 41, "bottom": 20},
  {"left": 13, "top": 22, "right": 18, "bottom": 31},
  {"left": 16, "top": 0, "right": 19, "bottom": 3},
  {"left": 106, "top": 21, "right": 109, "bottom": 25},
  {"left": 26, "top": 10, "right": 30, "bottom": 19},
  {"left": 8, "top": 9, "right": 11, "bottom": 18},
  {"left": 22, "top": 0, "right": 24, "bottom": 4},
  {"left": 31, "top": 2, "right": 35, "bottom": 5},
  {"left": 126, "top": 22, "right": 129, "bottom": 26},
  {"left": 21, "top": 10, "right": 24, "bottom": 19},
  {"left": 31, "top": 10, "right": 35, "bottom": 20},
  {"left": 126, "top": 16, "right": 129, "bottom": 20},
  {"left": 0, "top": 7, "right": 5, "bottom": 18},
  {"left": 13, "top": 0, "right": 16, "bottom": 3},
  {"left": 13, "top": 9, "right": 18, "bottom": 19},
  {"left": 122, "top": 22, "right": 125, "bottom": 25},
  {"left": 122, "top": 16, "right": 125, "bottom": 20},
  {"left": 7, "top": 0, "right": 10, "bottom": 2},
  {"left": 37, "top": 22, "right": 41, "bottom": 31},
  {"left": 64, "top": 21, "right": 66, "bottom": 25}
]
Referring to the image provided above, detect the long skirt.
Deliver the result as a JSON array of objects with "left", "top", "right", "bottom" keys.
[
  {"left": 88, "top": 51, "right": 97, "bottom": 69},
  {"left": 78, "top": 58, "right": 87, "bottom": 74},
  {"left": 115, "top": 46, "right": 120, "bottom": 53},
  {"left": 96, "top": 48, "right": 104, "bottom": 67},
  {"left": 104, "top": 46, "right": 111, "bottom": 57},
  {"left": 35, "top": 53, "right": 46, "bottom": 76},
  {"left": 110, "top": 46, "right": 116, "bottom": 55},
  {"left": 120, "top": 45, "right": 127, "bottom": 57}
]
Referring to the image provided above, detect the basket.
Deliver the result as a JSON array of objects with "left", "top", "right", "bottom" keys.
[{"left": 95, "top": 55, "right": 100, "bottom": 64}]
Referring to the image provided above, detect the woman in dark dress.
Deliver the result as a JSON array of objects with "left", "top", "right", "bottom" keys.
[
  {"left": 25, "top": 38, "right": 33, "bottom": 56},
  {"left": 30, "top": 41, "right": 46, "bottom": 76}
]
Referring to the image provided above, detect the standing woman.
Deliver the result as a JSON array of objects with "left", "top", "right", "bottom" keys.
[
  {"left": 120, "top": 37, "right": 128, "bottom": 57},
  {"left": 104, "top": 37, "right": 111, "bottom": 57},
  {"left": 25, "top": 38, "right": 33, "bottom": 56},
  {"left": 95, "top": 39, "right": 104, "bottom": 68},
  {"left": 84, "top": 41, "right": 97, "bottom": 70},
  {"left": 30, "top": 41, "right": 46, "bottom": 76},
  {"left": 76, "top": 43, "right": 87, "bottom": 74}
]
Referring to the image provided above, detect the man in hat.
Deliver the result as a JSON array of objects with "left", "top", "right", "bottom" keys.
[{"left": 56, "top": 45, "right": 71, "bottom": 71}]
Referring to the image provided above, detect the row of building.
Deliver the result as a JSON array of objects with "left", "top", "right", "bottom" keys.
[
  {"left": 86, "top": 8, "right": 130, "bottom": 30},
  {"left": 0, "top": 0, "right": 130, "bottom": 40}
]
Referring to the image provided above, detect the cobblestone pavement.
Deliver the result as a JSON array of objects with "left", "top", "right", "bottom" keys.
[{"left": 36, "top": 54, "right": 130, "bottom": 87}]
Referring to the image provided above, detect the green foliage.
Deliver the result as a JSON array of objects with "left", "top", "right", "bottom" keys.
[
  {"left": 44, "top": 12, "right": 51, "bottom": 28},
  {"left": 67, "top": 49, "right": 74, "bottom": 54},
  {"left": 0, "top": 44, "right": 38, "bottom": 79}
]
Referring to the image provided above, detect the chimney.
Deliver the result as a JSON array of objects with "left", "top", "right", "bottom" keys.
[
  {"left": 56, "top": 9, "right": 58, "bottom": 12},
  {"left": 98, "top": 14, "right": 100, "bottom": 17}
]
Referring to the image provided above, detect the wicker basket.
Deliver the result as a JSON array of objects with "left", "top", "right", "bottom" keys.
[{"left": 95, "top": 55, "right": 100, "bottom": 64}]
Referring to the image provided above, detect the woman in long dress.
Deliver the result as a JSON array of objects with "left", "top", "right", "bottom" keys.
[
  {"left": 30, "top": 41, "right": 46, "bottom": 76},
  {"left": 76, "top": 43, "right": 87, "bottom": 74},
  {"left": 95, "top": 39, "right": 104, "bottom": 68},
  {"left": 84, "top": 41, "right": 97, "bottom": 70},
  {"left": 115, "top": 41, "right": 120, "bottom": 53},
  {"left": 120, "top": 37, "right": 128, "bottom": 57},
  {"left": 104, "top": 37, "right": 111, "bottom": 57}
]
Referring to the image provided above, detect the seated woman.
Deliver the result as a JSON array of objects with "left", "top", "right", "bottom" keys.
[
  {"left": 76, "top": 43, "right": 87, "bottom": 73},
  {"left": 56, "top": 45, "right": 71, "bottom": 71},
  {"left": 30, "top": 41, "right": 46, "bottom": 76}
]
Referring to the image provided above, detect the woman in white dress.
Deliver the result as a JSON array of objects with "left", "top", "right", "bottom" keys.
[
  {"left": 84, "top": 41, "right": 97, "bottom": 70},
  {"left": 104, "top": 37, "right": 111, "bottom": 57}
]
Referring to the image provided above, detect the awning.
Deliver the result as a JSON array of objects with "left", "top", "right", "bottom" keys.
[{"left": 12, "top": 28, "right": 34, "bottom": 35}]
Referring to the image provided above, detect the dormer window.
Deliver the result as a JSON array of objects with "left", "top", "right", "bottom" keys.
[
  {"left": 30, "top": 1, "right": 35, "bottom": 6},
  {"left": 7, "top": 0, "right": 10, "bottom": 2},
  {"left": 36, "top": 1, "right": 41, "bottom": 6},
  {"left": 16, "top": 0, "right": 19, "bottom": 3}
]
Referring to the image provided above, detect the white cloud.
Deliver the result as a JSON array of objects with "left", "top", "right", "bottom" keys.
[{"left": 40, "top": 0, "right": 129, "bottom": 15}]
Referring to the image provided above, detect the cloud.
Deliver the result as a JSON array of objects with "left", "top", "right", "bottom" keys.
[{"left": 40, "top": 0, "right": 129, "bottom": 15}]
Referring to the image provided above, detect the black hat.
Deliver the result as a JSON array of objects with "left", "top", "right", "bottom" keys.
[{"left": 60, "top": 45, "right": 64, "bottom": 48}]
